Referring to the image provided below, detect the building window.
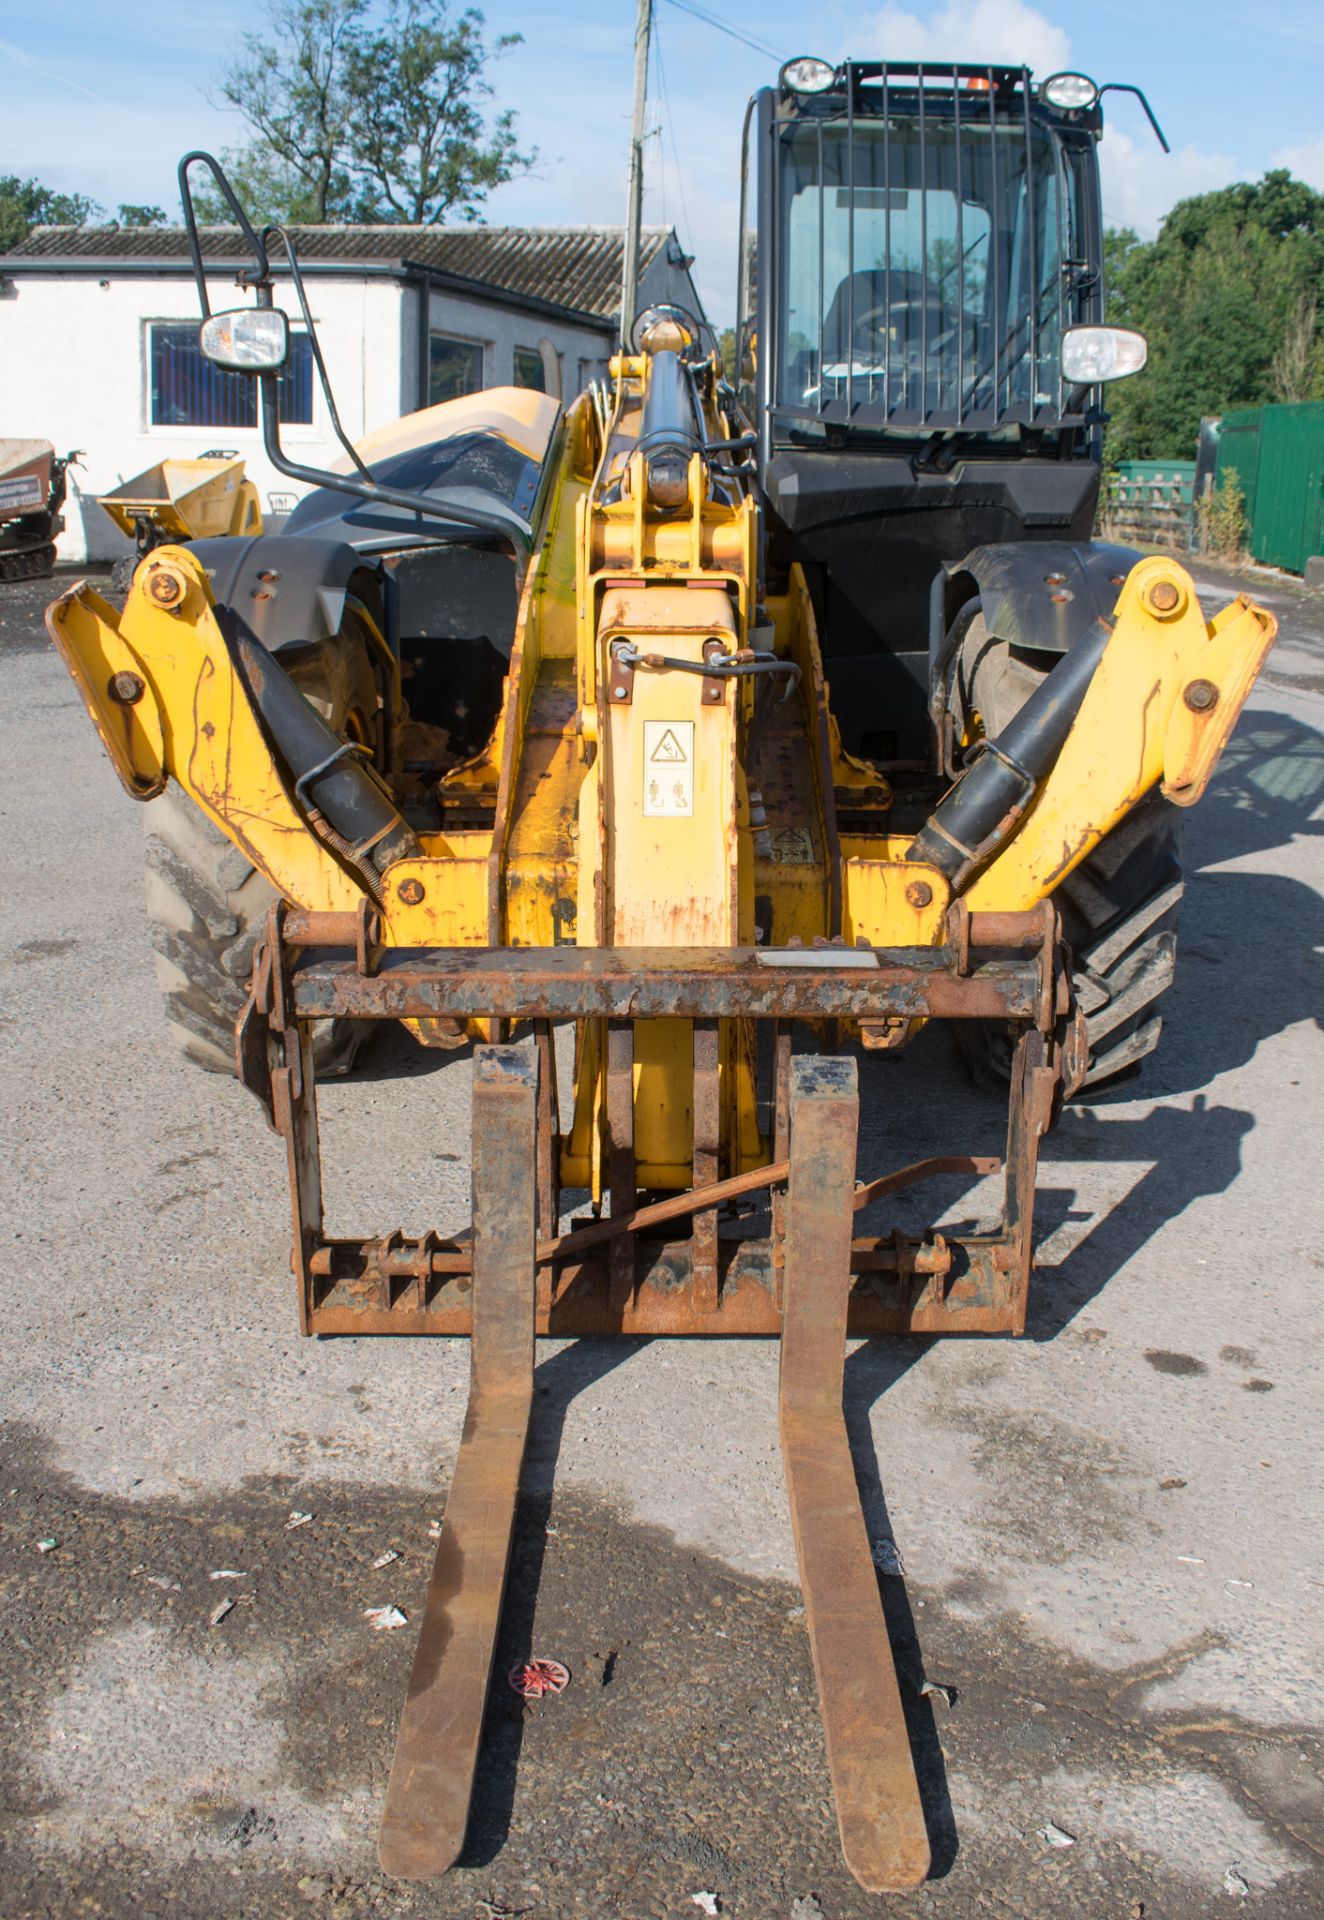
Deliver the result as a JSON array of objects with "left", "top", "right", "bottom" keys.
[
  {"left": 514, "top": 346, "right": 546, "bottom": 391},
  {"left": 429, "top": 333, "right": 484, "bottom": 405},
  {"left": 148, "top": 322, "right": 313, "bottom": 428}
]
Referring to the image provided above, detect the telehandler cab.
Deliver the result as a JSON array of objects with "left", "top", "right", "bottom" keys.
[{"left": 48, "top": 59, "right": 1275, "bottom": 1894}]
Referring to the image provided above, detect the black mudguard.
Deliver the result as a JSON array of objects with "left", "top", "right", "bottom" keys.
[
  {"left": 930, "top": 539, "right": 1141, "bottom": 667},
  {"left": 187, "top": 534, "right": 384, "bottom": 655}
]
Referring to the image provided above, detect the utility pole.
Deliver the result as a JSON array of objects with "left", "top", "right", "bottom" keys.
[{"left": 620, "top": 0, "right": 652, "bottom": 349}]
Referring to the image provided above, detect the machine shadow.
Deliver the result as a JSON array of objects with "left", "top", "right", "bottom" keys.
[
  {"left": 459, "top": 1335, "right": 651, "bottom": 1869},
  {"left": 841, "top": 1337, "right": 960, "bottom": 1878},
  {"left": 1114, "top": 706, "right": 1324, "bottom": 1097},
  {"left": 380, "top": 710, "right": 1320, "bottom": 1877}
]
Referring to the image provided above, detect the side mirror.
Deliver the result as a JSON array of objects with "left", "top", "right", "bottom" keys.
[
  {"left": 1061, "top": 325, "right": 1147, "bottom": 383},
  {"left": 199, "top": 306, "right": 290, "bottom": 373}
]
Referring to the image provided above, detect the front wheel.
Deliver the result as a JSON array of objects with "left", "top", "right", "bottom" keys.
[
  {"left": 141, "top": 629, "right": 379, "bottom": 1077},
  {"left": 143, "top": 784, "right": 366, "bottom": 1077}
]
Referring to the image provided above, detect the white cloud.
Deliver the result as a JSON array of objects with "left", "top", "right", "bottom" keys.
[
  {"left": 1272, "top": 133, "right": 1324, "bottom": 190},
  {"left": 866, "top": 0, "right": 1070, "bottom": 76},
  {"left": 1098, "top": 126, "right": 1239, "bottom": 238}
]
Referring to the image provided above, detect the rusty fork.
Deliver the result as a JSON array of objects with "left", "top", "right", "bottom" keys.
[
  {"left": 378, "top": 1046, "right": 539, "bottom": 1879},
  {"left": 376, "top": 1046, "right": 933, "bottom": 1890},
  {"left": 780, "top": 1056, "right": 931, "bottom": 1891}
]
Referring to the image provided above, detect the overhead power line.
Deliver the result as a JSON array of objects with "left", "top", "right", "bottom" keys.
[{"left": 661, "top": 0, "right": 786, "bottom": 64}]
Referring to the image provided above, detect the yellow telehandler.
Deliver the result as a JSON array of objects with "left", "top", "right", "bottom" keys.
[{"left": 47, "top": 66, "right": 1274, "bottom": 1894}]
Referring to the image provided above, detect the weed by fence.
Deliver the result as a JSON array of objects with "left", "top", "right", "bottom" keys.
[{"left": 1195, "top": 466, "right": 1249, "bottom": 563}]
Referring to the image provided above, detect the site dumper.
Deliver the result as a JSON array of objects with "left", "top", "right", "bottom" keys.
[
  {"left": 97, "top": 450, "right": 262, "bottom": 583},
  {"left": 47, "top": 65, "right": 1276, "bottom": 1895},
  {"left": 0, "top": 439, "right": 79, "bottom": 580}
]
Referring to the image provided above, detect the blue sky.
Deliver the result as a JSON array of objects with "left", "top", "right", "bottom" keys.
[{"left": 2, "top": 0, "right": 1322, "bottom": 320}]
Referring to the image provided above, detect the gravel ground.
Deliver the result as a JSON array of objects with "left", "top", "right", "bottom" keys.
[{"left": 1, "top": 562, "right": 1321, "bottom": 1920}]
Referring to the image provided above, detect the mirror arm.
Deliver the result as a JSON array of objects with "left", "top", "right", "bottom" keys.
[
  {"left": 1098, "top": 84, "right": 1170, "bottom": 154},
  {"left": 178, "top": 152, "right": 272, "bottom": 318},
  {"left": 262, "top": 227, "right": 374, "bottom": 483},
  {"left": 181, "top": 149, "right": 531, "bottom": 561},
  {"left": 256, "top": 377, "right": 531, "bottom": 561}
]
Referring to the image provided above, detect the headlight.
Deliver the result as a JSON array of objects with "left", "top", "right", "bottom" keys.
[
  {"left": 780, "top": 56, "right": 836, "bottom": 95},
  {"left": 199, "top": 307, "right": 290, "bottom": 373},
  {"left": 1061, "top": 325, "right": 1148, "bottom": 383},
  {"left": 1042, "top": 71, "right": 1100, "bottom": 111}
]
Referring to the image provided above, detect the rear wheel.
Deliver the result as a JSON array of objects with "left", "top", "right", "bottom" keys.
[
  {"left": 142, "top": 633, "right": 377, "bottom": 1077},
  {"left": 950, "top": 612, "right": 1184, "bottom": 1094}
]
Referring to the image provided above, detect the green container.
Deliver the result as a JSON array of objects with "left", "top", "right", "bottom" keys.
[
  {"left": 1215, "top": 402, "right": 1324, "bottom": 574},
  {"left": 1113, "top": 459, "right": 1196, "bottom": 503}
]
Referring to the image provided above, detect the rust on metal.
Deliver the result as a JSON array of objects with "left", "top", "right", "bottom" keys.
[
  {"left": 108, "top": 670, "right": 146, "bottom": 705},
  {"left": 691, "top": 1018, "right": 721, "bottom": 1310},
  {"left": 779, "top": 1055, "right": 930, "bottom": 1891},
  {"left": 378, "top": 1044, "right": 539, "bottom": 1879},
  {"left": 283, "top": 940, "right": 1049, "bottom": 1025},
  {"left": 144, "top": 562, "right": 187, "bottom": 608},
  {"left": 1183, "top": 677, "right": 1219, "bottom": 713},
  {"left": 606, "top": 1020, "right": 636, "bottom": 1313},
  {"left": 1144, "top": 577, "right": 1183, "bottom": 616}
]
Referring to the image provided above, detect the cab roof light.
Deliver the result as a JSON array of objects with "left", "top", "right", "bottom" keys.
[
  {"left": 1042, "top": 71, "right": 1099, "bottom": 110},
  {"left": 780, "top": 55, "right": 837, "bottom": 95}
]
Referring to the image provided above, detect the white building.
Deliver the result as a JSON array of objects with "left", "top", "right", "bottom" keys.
[{"left": 0, "top": 222, "right": 703, "bottom": 562}]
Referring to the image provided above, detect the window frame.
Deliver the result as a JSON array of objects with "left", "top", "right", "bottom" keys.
[
  {"left": 513, "top": 344, "right": 548, "bottom": 392},
  {"left": 427, "top": 329, "right": 487, "bottom": 407},
  {"left": 143, "top": 317, "right": 319, "bottom": 439}
]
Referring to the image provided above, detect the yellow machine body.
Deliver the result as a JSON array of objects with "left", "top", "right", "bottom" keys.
[{"left": 52, "top": 357, "right": 1274, "bottom": 1202}]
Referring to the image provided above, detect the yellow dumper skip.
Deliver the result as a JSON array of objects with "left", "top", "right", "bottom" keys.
[{"left": 97, "top": 452, "right": 261, "bottom": 545}]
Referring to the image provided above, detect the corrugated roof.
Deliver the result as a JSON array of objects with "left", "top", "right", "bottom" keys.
[{"left": 5, "top": 224, "right": 683, "bottom": 322}]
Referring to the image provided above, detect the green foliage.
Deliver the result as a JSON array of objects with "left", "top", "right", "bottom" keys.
[
  {"left": 116, "top": 204, "right": 169, "bottom": 228},
  {"left": 0, "top": 175, "right": 102, "bottom": 250},
  {"left": 345, "top": 0, "right": 532, "bottom": 223},
  {"left": 1195, "top": 465, "right": 1248, "bottom": 562},
  {"left": 1104, "top": 171, "right": 1324, "bottom": 462},
  {"left": 204, "top": 0, "right": 533, "bottom": 226},
  {"left": 189, "top": 146, "right": 330, "bottom": 226}
]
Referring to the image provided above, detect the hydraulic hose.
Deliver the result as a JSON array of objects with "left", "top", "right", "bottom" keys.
[
  {"left": 222, "top": 614, "right": 420, "bottom": 892},
  {"left": 907, "top": 615, "right": 1114, "bottom": 886}
]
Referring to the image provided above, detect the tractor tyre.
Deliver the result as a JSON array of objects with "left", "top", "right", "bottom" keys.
[
  {"left": 141, "top": 631, "right": 378, "bottom": 1077},
  {"left": 949, "top": 612, "right": 1184, "bottom": 1095},
  {"left": 143, "top": 786, "right": 366, "bottom": 1077}
]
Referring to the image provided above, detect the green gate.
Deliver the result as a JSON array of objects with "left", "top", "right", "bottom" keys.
[{"left": 1215, "top": 402, "right": 1324, "bottom": 574}]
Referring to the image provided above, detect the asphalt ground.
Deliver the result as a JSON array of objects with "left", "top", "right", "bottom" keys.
[{"left": 1, "top": 561, "right": 1321, "bottom": 1920}]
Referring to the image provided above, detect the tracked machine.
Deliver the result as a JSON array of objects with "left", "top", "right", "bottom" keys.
[{"left": 48, "top": 62, "right": 1275, "bottom": 1894}]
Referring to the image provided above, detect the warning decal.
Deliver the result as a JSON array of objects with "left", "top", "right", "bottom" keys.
[
  {"left": 649, "top": 727, "right": 687, "bottom": 763},
  {"left": 642, "top": 719, "right": 694, "bottom": 817}
]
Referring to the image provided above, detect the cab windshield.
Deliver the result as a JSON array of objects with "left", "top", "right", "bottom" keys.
[{"left": 775, "top": 106, "right": 1078, "bottom": 430}]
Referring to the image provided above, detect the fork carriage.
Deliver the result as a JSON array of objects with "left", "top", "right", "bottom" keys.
[{"left": 237, "top": 897, "right": 1078, "bottom": 1888}]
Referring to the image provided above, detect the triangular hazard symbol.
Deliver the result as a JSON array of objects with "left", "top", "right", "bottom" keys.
[{"left": 649, "top": 727, "right": 687, "bottom": 763}]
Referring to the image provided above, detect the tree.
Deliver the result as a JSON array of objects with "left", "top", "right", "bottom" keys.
[
  {"left": 1272, "top": 291, "right": 1321, "bottom": 404},
  {"left": 203, "top": 0, "right": 532, "bottom": 227},
  {"left": 1104, "top": 171, "right": 1324, "bottom": 461},
  {"left": 209, "top": 0, "right": 364, "bottom": 223},
  {"left": 345, "top": 1, "right": 532, "bottom": 223},
  {"left": 116, "top": 204, "right": 169, "bottom": 228},
  {"left": 0, "top": 175, "right": 102, "bottom": 250}
]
